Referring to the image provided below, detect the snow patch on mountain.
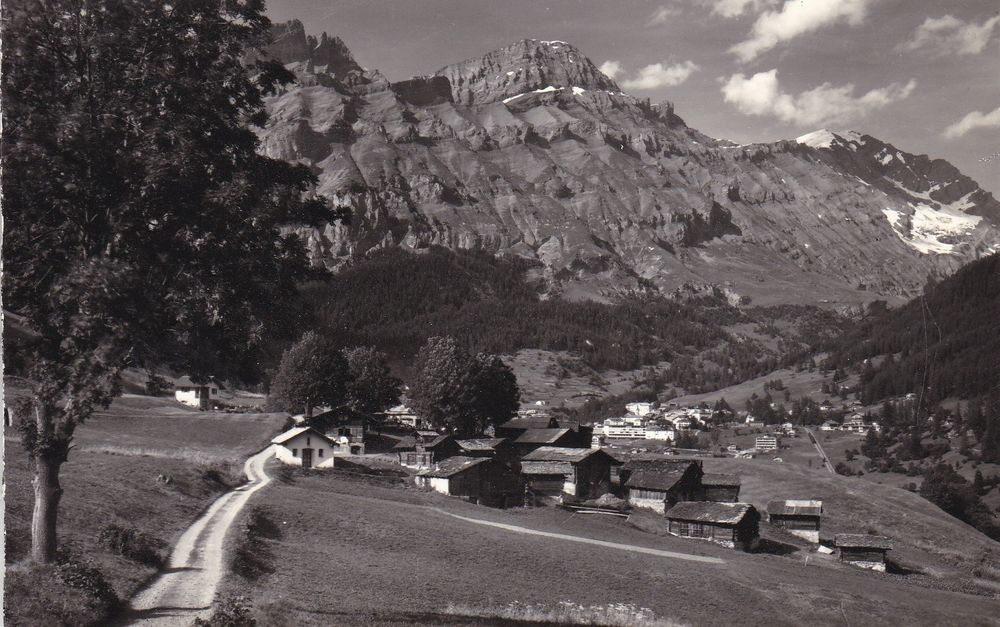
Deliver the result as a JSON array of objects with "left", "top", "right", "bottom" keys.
[
  {"left": 502, "top": 85, "right": 559, "bottom": 104},
  {"left": 796, "top": 129, "right": 866, "bottom": 150},
  {"left": 883, "top": 203, "right": 982, "bottom": 255}
]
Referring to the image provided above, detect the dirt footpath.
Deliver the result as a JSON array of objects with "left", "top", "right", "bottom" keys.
[{"left": 118, "top": 446, "right": 275, "bottom": 626}]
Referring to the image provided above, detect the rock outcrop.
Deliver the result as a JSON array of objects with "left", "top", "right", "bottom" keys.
[{"left": 256, "top": 24, "right": 1000, "bottom": 306}]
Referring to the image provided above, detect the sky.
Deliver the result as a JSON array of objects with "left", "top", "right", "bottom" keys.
[{"left": 267, "top": 0, "right": 1000, "bottom": 194}]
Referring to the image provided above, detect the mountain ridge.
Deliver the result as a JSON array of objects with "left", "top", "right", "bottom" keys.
[{"left": 255, "top": 22, "right": 1000, "bottom": 306}]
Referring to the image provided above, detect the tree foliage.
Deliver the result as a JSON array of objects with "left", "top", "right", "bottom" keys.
[
  {"left": 1, "top": 0, "right": 345, "bottom": 562},
  {"left": 409, "top": 336, "right": 519, "bottom": 436},
  {"left": 267, "top": 332, "right": 349, "bottom": 417},
  {"left": 343, "top": 346, "right": 402, "bottom": 414}
]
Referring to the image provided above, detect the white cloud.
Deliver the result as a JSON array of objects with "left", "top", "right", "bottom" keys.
[
  {"left": 598, "top": 60, "right": 624, "bottom": 80},
  {"left": 648, "top": 6, "right": 682, "bottom": 25},
  {"left": 899, "top": 14, "right": 1000, "bottom": 56},
  {"left": 943, "top": 106, "right": 1000, "bottom": 139},
  {"left": 730, "top": 0, "right": 877, "bottom": 62},
  {"left": 706, "top": 0, "right": 777, "bottom": 18},
  {"left": 721, "top": 69, "right": 916, "bottom": 126},
  {"left": 621, "top": 61, "right": 700, "bottom": 90}
]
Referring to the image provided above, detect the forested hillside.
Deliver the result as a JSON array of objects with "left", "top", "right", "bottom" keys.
[
  {"left": 298, "top": 247, "right": 846, "bottom": 391},
  {"left": 825, "top": 253, "right": 1000, "bottom": 404}
]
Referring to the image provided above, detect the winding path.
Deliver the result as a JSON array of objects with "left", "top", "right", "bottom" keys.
[{"left": 119, "top": 445, "right": 275, "bottom": 626}]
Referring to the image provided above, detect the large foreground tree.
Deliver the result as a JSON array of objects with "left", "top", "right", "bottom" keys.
[{"left": 2, "top": 0, "right": 346, "bottom": 563}]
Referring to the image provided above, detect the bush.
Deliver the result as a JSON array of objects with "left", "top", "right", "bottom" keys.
[
  {"left": 54, "top": 558, "right": 120, "bottom": 609},
  {"left": 98, "top": 524, "right": 166, "bottom": 568},
  {"left": 195, "top": 596, "right": 257, "bottom": 627}
]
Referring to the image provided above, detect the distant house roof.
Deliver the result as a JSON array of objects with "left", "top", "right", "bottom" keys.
[
  {"left": 456, "top": 438, "right": 507, "bottom": 452},
  {"left": 701, "top": 473, "right": 742, "bottom": 488},
  {"left": 835, "top": 534, "right": 892, "bottom": 550},
  {"left": 499, "top": 416, "right": 559, "bottom": 431},
  {"left": 312, "top": 405, "right": 377, "bottom": 426},
  {"left": 522, "top": 446, "right": 618, "bottom": 464},
  {"left": 666, "top": 502, "right": 757, "bottom": 525},
  {"left": 417, "top": 456, "right": 490, "bottom": 478},
  {"left": 271, "top": 426, "right": 333, "bottom": 446},
  {"left": 175, "top": 375, "right": 223, "bottom": 389},
  {"left": 767, "top": 500, "right": 823, "bottom": 516},
  {"left": 392, "top": 434, "right": 454, "bottom": 451},
  {"left": 514, "top": 428, "right": 573, "bottom": 445}
]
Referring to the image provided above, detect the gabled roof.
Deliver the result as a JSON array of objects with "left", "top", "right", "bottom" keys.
[
  {"left": 522, "top": 446, "right": 619, "bottom": 464},
  {"left": 271, "top": 426, "right": 333, "bottom": 446},
  {"left": 835, "top": 534, "right": 892, "bottom": 550},
  {"left": 701, "top": 473, "right": 742, "bottom": 487},
  {"left": 456, "top": 438, "right": 507, "bottom": 452},
  {"left": 392, "top": 434, "right": 454, "bottom": 451},
  {"left": 311, "top": 405, "right": 378, "bottom": 426},
  {"left": 667, "top": 501, "right": 757, "bottom": 525},
  {"left": 514, "top": 428, "right": 573, "bottom": 445},
  {"left": 625, "top": 469, "right": 689, "bottom": 492},
  {"left": 767, "top": 499, "right": 822, "bottom": 516},
  {"left": 417, "top": 456, "right": 490, "bottom": 478}
]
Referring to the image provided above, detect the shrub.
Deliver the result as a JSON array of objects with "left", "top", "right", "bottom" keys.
[
  {"left": 195, "top": 596, "right": 257, "bottom": 627},
  {"left": 98, "top": 524, "right": 166, "bottom": 568},
  {"left": 4, "top": 560, "right": 118, "bottom": 626},
  {"left": 54, "top": 558, "right": 120, "bottom": 608}
]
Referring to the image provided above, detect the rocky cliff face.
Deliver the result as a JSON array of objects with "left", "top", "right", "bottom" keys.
[{"left": 257, "top": 24, "right": 1000, "bottom": 306}]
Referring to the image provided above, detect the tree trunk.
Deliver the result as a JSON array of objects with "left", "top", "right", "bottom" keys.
[{"left": 31, "top": 453, "right": 63, "bottom": 563}]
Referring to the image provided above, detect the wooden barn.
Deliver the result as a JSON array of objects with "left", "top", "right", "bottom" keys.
[
  {"left": 311, "top": 406, "right": 376, "bottom": 455},
  {"left": 512, "top": 428, "right": 584, "bottom": 455},
  {"left": 496, "top": 415, "right": 560, "bottom": 439},
  {"left": 835, "top": 534, "right": 892, "bottom": 571},
  {"left": 520, "top": 447, "right": 621, "bottom": 501},
  {"left": 455, "top": 437, "right": 516, "bottom": 460},
  {"left": 766, "top": 500, "right": 823, "bottom": 543},
  {"left": 394, "top": 434, "right": 461, "bottom": 469},
  {"left": 699, "top": 473, "right": 741, "bottom": 502},
  {"left": 620, "top": 459, "right": 703, "bottom": 513},
  {"left": 666, "top": 502, "right": 760, "bottom": 550},
  {"left": 415, "top": 456, "right": 524, "bottom": 507}
]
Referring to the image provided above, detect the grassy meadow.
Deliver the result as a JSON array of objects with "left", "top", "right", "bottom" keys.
[
  {"left": 3, "top": 393, "right": 287, "bottom": 626},
  {"left": 214, "top": 465, "right": 1000, "bottom": 626}
]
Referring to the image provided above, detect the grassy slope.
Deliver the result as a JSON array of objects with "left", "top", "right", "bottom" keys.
[
  {"left": 219, "top": 469, "right": 1000, "bottom": 626},
  {"left": 3, "top": 394, "right": 287, "bottom": 625}
]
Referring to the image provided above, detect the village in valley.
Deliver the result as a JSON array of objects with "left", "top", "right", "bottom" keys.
[{"left": 260, "top": 385, "right": 896, "bottom": 573}]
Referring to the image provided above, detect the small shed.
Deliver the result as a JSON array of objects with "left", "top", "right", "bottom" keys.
[
  {"left": 271, "top": 426, "right": 335, "bottom": 469},
  {"left": 620, "top": 459, "right": 703, "bottom": 513},
  {"left": 767, "top": 500, "right": 823, "bottom": 543},
  {"left": 700, "top": 473, "right": 742, "bottom": 503},
  {"left": 174, "top": 376, "right": 223, "bottom": 410},
  {"left": 394, "top": 434, "right": 461, "bottom": 469},
  {"left": 835, "top": 534, "right": 892, "bottom": 571},
  {"left": 666, "top": 502, "right": 760, "bottom": 550},
  {"left": 520, "top": 447, "right": 621, "bottom": 501}
]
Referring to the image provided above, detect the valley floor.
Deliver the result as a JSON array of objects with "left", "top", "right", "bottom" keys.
[{"left": 219, "top": 467, "right": 1000, "bottom": 626}]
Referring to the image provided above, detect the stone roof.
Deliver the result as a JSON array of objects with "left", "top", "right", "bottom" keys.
[
  {"left": 417, "top": 456, "right": 490, "bottom": 478},
  {"left": 701, "top": 473, "right": 742, "bottom": 487},
  {"left": 456, "top": 438, "right": 507, "bottom": 451},
  {"left": 514, "top": 428, "right": 573, "bottom": 445},
  {"left": 522, "top": 446, "right": 617, "bottom": 464},
  {"left": 624, "top": 469, "right": 688, "bottom": 492},
  {"left": 666, "top": 501, "right": 756, "bottom": 525},
  {"left": 835, "top": 534, "right": 892, "bottom": 550},
  {"left": 767, "top": 499, "right": 823, "bottom": 516}
]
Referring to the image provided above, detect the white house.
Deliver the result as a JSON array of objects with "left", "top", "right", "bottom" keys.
[
  {"left": 271, "top": 426, "right": 336, "bottom": 469},
  {"left": 755, "top": 435, "right": 778, "bottom": 451},
  {"left": 383, "top": 403, "right": 425, "bottom": 429},
  {"left": 644, "top": 427, "right": 675, "bottom": 441},
  {"left": 174, "top": 376, "right": 222, "bottom": 410},
  {"left": 626, "top": 402, "right": 654, "bottom": 417}
]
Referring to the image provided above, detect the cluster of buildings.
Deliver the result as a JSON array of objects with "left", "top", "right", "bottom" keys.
[
  {"left": 819, "top": 415, "right": 882, "bottom": 433},
  {"left": 267, "top": 401, "right": 894, "bottom": 572},
  {"left": 593, "top": 402, "right": 716, "bottom": 444}
]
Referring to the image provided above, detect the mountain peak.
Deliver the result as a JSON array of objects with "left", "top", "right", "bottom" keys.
[
  {"left": 435, "top": 38, "right": 621, "bottom": 106},
  {"left": 266, "top": 20, "right": 362, "bottom": 78},
  {"left": 795, "top": 129, "right": 866, "bottom": 150}
]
